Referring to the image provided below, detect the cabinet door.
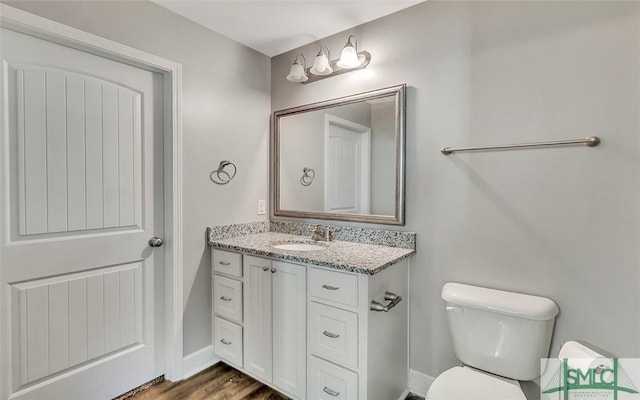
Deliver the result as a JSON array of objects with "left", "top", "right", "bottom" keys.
[
  {"left": 273, "top": 261, "right": 307, "bottom": 399},
  {"left": 243, "top": 256, "right": 273, "bottom": 382}
]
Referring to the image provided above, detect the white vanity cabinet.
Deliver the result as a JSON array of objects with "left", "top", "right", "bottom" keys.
[
  {"left": 212, "top": 250, "right": 307, "bottom": 399},
  {"left": 212, "top": 247, "right": 409, "bottom": 400},
  {"left": 307, "top": 260, "right": 409, "bottom": 400}
]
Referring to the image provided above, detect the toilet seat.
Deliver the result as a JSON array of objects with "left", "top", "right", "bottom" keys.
[{"left": 426, "top": 366, "right": 527, "bottom": 400}]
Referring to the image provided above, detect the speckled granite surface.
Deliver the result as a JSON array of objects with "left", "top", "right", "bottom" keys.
[
  {"left": 207, "top": 220, "right": 416, "bottom": 250},
  {"left": 270, "top": 221, "right": 416, "bottom": 249},
  {"left": 209, "top": 232, "right": 414, "bottom": 275},
  {"left": 207, "top": 221, "right": 270, "bottom": 240}
]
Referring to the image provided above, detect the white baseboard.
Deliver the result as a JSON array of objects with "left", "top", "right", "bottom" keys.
[
  {"left": 398, "top": 388, "right": 411, "bottom": 400},
  {"left": 182, "top": 345, "right": 219, "bottom": 380},
  {"left": 409, "top": 369, "right": 435, "bottom": 397}
]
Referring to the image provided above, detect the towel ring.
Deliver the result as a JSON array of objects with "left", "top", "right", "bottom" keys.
[
  {"left": 210, "top": 160, "right": 237, "bottom": 185},
  {"left": 300, "top": 167, "right": 315, "bottom": 186}
]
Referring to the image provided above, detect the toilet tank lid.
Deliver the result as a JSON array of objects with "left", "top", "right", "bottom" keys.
[{"left": 442, "top": 282, "right": 559, "bottom": 321}]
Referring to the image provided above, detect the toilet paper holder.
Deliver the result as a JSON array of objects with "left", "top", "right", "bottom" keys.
[
  {"left": 559, "top": 341, "right": 613, "bottom": 375},
  {"left": 370, "top": 291, "right": 402, "bottom": 312}
]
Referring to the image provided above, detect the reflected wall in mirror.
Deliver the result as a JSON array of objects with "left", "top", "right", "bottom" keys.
[{"left": 273, "top": 84, "right": 405, "bottom": 225}]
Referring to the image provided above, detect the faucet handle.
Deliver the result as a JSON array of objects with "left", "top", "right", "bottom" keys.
[
  {"left": 309, "top": 226, "right": 323, "bottom": 241},
  {"left": 324, "top": 227, "right": 336, "bottom": 241}
]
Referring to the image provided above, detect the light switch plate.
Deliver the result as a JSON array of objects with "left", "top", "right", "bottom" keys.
[{"left": 258, "top": 200, "right": 266, "bottom": 215}]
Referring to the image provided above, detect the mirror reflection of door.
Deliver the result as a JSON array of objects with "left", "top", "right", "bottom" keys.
[{"left": 324, "top": 114, "right": 371, "bottom": 214}]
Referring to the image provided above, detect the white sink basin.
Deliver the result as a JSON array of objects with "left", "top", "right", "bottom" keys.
[{"left": 273, "top": 242, "right": 327, "bottom": 251}]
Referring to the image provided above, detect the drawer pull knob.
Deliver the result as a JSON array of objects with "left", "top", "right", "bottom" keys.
[
  {"left": 263, "top": 266, "right": 269, "bottom": 271},
  {"left": 322, "top": 284, "right": 339, "bottom": 291},
  {"left": 323, "top": 386, "right": 340, "bottom": 397},
  {"left": 322, "top": 330, "right": 340, "bottom": 339},
  {"left": 220, "top": 296, "right": 232, "bottom": 302},
  {"left": 220, "top": 338, "right": 232, "bottom": 345},
  {"left": 219, "top": 261, "right": 231, "bottom": 266},
  {"left": 370, "top": 291, "right": 403, "bottom": 312}
]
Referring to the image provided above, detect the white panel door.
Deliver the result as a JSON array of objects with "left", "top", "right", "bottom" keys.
[
  {"left": 0, "top": 27, "right": 164, "bottom": 400},
  {"left": 243, "top": 256, "right": 273, "bottom": 383},
  {"left": 272, "top": 261, "right": 306, "bottom": 399},
  {"left": 324, "top": 115, "right": 371, "bottom": 214}
]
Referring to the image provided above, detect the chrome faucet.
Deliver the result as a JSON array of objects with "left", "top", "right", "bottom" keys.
[{"left": 310, "top": 226, "right": 337, "bottom": 241}]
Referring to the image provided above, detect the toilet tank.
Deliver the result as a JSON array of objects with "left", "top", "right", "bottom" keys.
[{"left": 442, "top": 282, "right": 559, "bottom": 381}]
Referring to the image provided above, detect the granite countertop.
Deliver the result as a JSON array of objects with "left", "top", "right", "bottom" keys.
[{"left": 209, "top": 232, "right": 414, "bottom": 275}]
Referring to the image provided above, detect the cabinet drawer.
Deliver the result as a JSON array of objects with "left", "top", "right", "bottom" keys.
[
  {"left": 214, "top": 317, "right": 243, "bottom": 368},
  {"left": 212, "top": 249, "right": 242, "bottom": 277},
  {"left": 308, "top": 356, "right": 358, "bottom": 400},
  {"left": 309, "top": 302, "right": 358, "bottom": 369},
  {"left": 213, "top": 275, "right": 243, "bottom": 322},
  {"left": 308, "top": 267, "right": 358, "bottom": 307}
]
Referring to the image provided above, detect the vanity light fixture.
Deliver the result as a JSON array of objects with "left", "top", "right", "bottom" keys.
[
  {"left": 310, "top": 45, "right": 332, "bottom": 76},
  {"left": 337, "top": 35, "right": 362, "bottom": 69},
  {"left": 286, "top": 34, "right": 371, "bottom": 84},
  {"left": 286, "top": 53, "right": 308, "bottom": 82}
]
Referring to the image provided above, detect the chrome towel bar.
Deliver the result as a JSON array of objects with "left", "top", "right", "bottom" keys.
[
  {"left": 370, "top": 291, "right": 402, "bottom": 312},
  {"left": 441, "top": 136, "right": 600, "bottom": 155}
]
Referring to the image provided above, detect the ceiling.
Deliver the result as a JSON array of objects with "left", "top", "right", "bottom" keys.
[{"left": 151, "top": 0, "right": 424, "bottom": 57}]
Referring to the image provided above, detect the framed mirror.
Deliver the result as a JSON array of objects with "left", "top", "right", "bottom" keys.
[{"left": 272, "top": 84, "right": 406, "bottom": 225}]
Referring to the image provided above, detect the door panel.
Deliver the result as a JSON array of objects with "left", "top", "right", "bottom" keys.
[
  {"left": 272, "top": 261, "right": 306, "bottom": 399},
  {"left": 1, "top": 27, "right": 163, "bottom": 400},
  {"left": 324, "top": 115, "right": 371, "bottom": 214},
  {"left": 10, "top": 264, "right": 142, "bottom": 386},
  {"left": 14, "top": 66, "right": 143, "bottom": 236},
  {"left": 243, "top": 256, "right": 273, "bottom": 383}
]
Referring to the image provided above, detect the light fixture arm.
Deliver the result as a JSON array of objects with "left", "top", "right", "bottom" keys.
[
  {"left": 345, "top": 35, "right": 357, "bottom": 51},
  {"left": 318, "top": 44, "right": 330, "bottom": 59}
]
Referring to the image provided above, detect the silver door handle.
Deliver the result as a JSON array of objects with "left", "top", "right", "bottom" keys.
[
  {"left": 148, "top": 236, "right": 164, "bottom": 247},
  {"left": 220, "top": 296, "right": 232, "bottom": 302},
  {"left": 219, "top": 261, "right": 231, "bottom": 266},
  {"left": 220, "top": 338, "right": 232, "bottom": 345},
  {"left": 322, "top": 330, "right": 340, "bottom": 339},
  {"left": 322, "top": 284, "right": 339, "bottom": 290}
]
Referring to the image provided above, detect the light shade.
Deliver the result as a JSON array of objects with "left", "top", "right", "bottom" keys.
[
  {"left": 310, "top": 46, "right": 333, "bottom": 76},
  {"left": 286, "top": 54, "right": 308, "bottom": 82},
  {"left": 337, "top": 36, "right": 361, "bottom": 69}
]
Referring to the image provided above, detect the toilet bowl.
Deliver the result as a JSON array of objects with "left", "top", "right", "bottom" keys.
[{"left": 426, "top": 282, "right": 559, "bottom": 400}]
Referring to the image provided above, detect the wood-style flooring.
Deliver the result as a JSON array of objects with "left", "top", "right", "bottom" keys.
[
  {"left": 121, "top": 362, "right": 425, "bottom": 400},
  {"left": 124, "top": 362, "right": 289, "bottom": 400}
]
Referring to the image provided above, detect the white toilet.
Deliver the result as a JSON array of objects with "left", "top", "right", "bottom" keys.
[{"left": 426, "top": 282, "right": 559, "bottom": 400}]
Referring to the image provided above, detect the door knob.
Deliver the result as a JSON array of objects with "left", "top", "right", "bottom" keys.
[{"left": 148, "top": 236, "right": 164, "bottom": 247}]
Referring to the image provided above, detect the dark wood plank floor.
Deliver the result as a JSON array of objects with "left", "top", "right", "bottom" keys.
[{"left": 124, "top": 362, "right": 289, "bottom": 400}]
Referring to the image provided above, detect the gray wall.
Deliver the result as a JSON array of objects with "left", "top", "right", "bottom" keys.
[
  {"left": 3, "top": 0, "right": 271, "bottom": 356},
  {"left": 370, "top": 101, "right": 395, "bottom": 215},
  {"left": 272, "top": 1, "right": 640, "bottom": 397}
]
